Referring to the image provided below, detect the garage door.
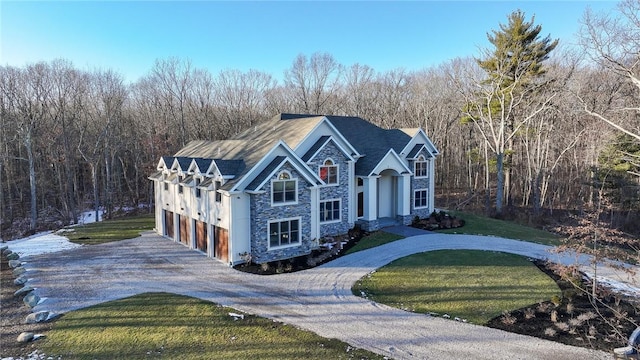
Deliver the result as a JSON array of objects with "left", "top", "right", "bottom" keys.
[
  {"left": 179, "top": 215, "right": 190, "bottom": 246},
  {"left": 164, "top": 211, "right": 174, "bottom": 239},
  {"left": 214, "top": 226, "right": 228, "bottom": 263},
  {"left": 195, "top": 220, "right": 207, "bottom": 252}
]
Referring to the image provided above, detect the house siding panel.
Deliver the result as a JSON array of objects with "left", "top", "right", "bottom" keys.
[{"left": 250, "top": 163, "right": 314, "bottom": 264}]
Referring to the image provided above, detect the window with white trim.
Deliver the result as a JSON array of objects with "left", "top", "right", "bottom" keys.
[
  {"left": 414, "top": 189, "right": 428, "bottom": 209},
  {"left": 414, "top": 155, "right": 428, "bottom": 178},
  {"left": 320, "top": 199, "right": 341, "bottom": 223},
  {"left": 269, "top": 218, "right": 300, "bottom": 248},
  {"left": 178, "top": 175, "right": 184, "bottom": 194},
  {"left": 195, "top": 178, "right": 201, "bottom": 198},
  {"left": 272, "top": 171, "right": 297, "bottom": 205},
  {"left": 214, "top": 181, "right": 222, "bottom": 202},
  {"left": 319, "top": 159, "right": 338, "bottom": 185},
  {"left": 163, "top": 182, "right": 168, "bottom": 191}
]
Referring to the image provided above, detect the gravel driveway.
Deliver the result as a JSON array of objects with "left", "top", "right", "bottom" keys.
[{"left": 19, "top": 231, "right": 620, "bottom": 360}]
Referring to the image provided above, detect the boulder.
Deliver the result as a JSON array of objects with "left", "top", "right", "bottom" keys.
[
  {"left": 14, "top": 275, "right": 28, "bottom": 286},
  {"left": 6, "top": 252, "right": 19, "bottom": 260},
  {"left": 23, "top": 292, "right": 40, "bottom": 308},
  {"left": 9, "top": 259, "right": 22, "bottom": 268},
  {"left": 14, "top": 285, "right": 34, "bottom": 297},
  {"left": 0, "top": 244, "right": 7, "bottom": 252},
  {"left": 13, "top": 266, "right": 26, "bottom": 276},
  {"left": 25, "top": 311, "right": 50, "bottom": 324},
  {"left": 17, "top": 332, "right": 34, "bottom": 343},
  {"left": 2, "top": 248, "right": 12, "bottom": 256}
]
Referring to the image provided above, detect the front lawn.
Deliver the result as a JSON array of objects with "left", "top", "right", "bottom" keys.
[
  {"left": 436, "top": 211, "right": 561, "bottom": 245},
  {"left": 63, "top": 214, "right": 155, "bottom": 245},
  {"left": 39, "top": 292, "right": 385, "bottom": 360},
  {"left": 352, "top": 250, "right": 561, "bottom": 325},
  {"left": 344, "top": 231, "right": 403, "bottom": 255}
]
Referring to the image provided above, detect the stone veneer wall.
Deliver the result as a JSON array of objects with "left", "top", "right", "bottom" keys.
[
  {"left": 306, "top": 140, "right": 352, "bottom": 237},
  {"left": 357, "top": 219, "right": 380, "bottom": 232},
  {"left": 410, "top": 151, "right": 433, "bottom": 220},
  {"left": 250, "top": 163, "right": 314, "bottom": 264}
]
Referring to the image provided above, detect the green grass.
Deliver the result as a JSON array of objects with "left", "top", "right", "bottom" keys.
[
  {"left": 436, "top": 211, "right": 561, "bottom": 245},
  {"left": 352, "top": 250, "right": 561, "bottom": 325},
  {"left": 63, "top": 214, "right": 155, "bottom": 245},
  {"left": 344, "top": 231, "right": 404, "bottom": 255},
  {"left": 39, "top": 292, "right": 385, "bottom": 360}
]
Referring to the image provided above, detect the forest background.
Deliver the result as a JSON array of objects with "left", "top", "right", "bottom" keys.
[{"left": 1, "top": 1, "right": 638, "bottom": 243}]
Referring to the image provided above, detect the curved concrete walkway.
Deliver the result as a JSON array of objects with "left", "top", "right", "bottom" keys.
[{"left": 17, "top": 231, "right": 636, "bottom": 360}]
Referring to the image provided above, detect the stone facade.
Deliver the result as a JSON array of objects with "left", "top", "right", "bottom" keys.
[
  {"left": 410, "top": 149, "right": 433, "bottom": 220},
  {"left": 307, "top": 140, "right": 352, "bottom": 237},
  {"left": 250, "top": 163, "right": 314, "bottom": 264}
]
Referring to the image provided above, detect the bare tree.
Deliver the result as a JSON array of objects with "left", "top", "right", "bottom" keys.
[
  {"left": 284, "top": 52, "right": 343, "bottom": 114},
  {"left": 578, "top": 0, "right": 640, "bottom": 141}
]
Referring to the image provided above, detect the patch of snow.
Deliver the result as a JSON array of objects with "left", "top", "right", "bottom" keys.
[
  {"left": 6, "top": 233, "right": 81, "bottom": 257},
  {"left": 584, "top": 272, "right": 640, "bottom": 298},
  {"left": 77, "top": 209, "right": 104, "bottom": 225},
  {"left": 228, "top": 312, "right": 244, "bottom": 320}
]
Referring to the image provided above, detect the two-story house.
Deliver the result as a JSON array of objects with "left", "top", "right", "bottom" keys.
[{"left": 149, "top": 114, "right": 439, "bottom": 265}]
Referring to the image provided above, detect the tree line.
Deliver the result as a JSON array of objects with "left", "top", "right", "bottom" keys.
[{"left": 1, "top": 1, "right": 638, "bottom": 239}]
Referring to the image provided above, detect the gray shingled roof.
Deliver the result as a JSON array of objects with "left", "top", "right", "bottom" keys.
[
  {"left": 175, "top": 157, "right": 192, "bottom": 171},
  {"left": 166, "top": 113, "right": 416, "bottom": 188},
  {"left": 194, "top": 158, "right": 212, "bottom": 173},
  {"left": 302, "top": 136, "right": 331, "bottom": 162},
  {"left": 162, "top": 156, "right": 175, "bottom": 168},
  {"left": 407, "top": 144, "right": 425, "bottom": 159},
  {"left": 246, "top": 156, "right": 286, "bottom": 191},
  {"left": 148, "top": 171, "right": 163, "bottom": 180},
  {"left": 180, "top": 175, "right": 194, "bottom": 185},
  {"left": 214, "top": 159, "right": 245, "bottom": 177},
  {"left": 325, "top": 116, "right": 411, "bottom": 176}
]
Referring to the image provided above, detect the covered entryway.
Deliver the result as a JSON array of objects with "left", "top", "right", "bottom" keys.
[
  {"left": 358, "top": 150, "right": 412, "bottom": 231},
  {"left": 377, "top": 169, "right": 398, "bottom": 219},
  {"left": 164, "top": 210, "right": 174, "bottom": 239},
  {"left": 195, "top": 220, "right": 207, "bottom": 252},
  {"left": 214, "top": 226, "right": 229, "bottom": 263},
  {"left": 179, "top": 215, "right": 190, "bottom": 246}
]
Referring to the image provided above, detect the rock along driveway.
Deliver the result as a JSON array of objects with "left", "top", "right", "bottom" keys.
[{"left": 20, "top": 231, "right": 626, "bottom": 360}]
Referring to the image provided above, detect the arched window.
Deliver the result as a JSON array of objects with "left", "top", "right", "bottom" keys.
[
  {"left": 414, "top": 155, "right": 428, "bottom": 178},
  {"left": 319, "top": 158, "right": 338, "bottom": 185},
  {"left": 278, "top": 171, "right": 291, "bottom": 180},
  {"left": 272, "top": 171, "right": 297, "bottom": 204}
]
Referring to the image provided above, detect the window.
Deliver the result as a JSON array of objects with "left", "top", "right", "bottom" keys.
[
  {"left": 269, "top": 218, "right": 300, "bottom": 248},
  {"left": 272, "top": 171, "right": 297, "bottom": 204},
  {"left": 195, "top": 178, "right": 201, "bottom": 198},
  {"left": 319, "top": 159, "right": 338, "bottom": 185},
  {"left": 320, "top": 199, "right": 341, "bottom": 223},
  {"left": 163, "top": 182, "right": 168, "bottom": 191},
  {"left": 414, "top": 189, "right": 428, "bottom": 208},
  {"left": 215, "top": 181, "right": 222, "bottom": 202},
  {"left": 178, "top": 175, "right": 184, "bottom": 194},
  {"left": 414, "top": 156, "right": 428, "bottom": 178}
]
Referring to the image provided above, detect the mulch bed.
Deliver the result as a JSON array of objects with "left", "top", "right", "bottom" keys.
[{"left": 486, "top": 260, "right": 639, "bottom": 352}]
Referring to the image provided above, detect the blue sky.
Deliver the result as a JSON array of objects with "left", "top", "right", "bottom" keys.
[{"left": 1, "top": 1, "right": 618, "bottom": 83}]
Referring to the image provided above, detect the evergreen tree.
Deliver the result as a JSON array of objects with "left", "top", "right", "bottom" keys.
[{"left": 461, "top": 10, "right": 558, "bottom": 215}]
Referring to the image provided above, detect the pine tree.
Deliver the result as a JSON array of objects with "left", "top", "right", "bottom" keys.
[{"left": 461, "top": 10, "right": 558, "bottom": 215}]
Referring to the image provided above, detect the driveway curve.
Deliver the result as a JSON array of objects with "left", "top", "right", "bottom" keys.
[{"left": 18, "top": 231, "right": 623, "bottom": 360}]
